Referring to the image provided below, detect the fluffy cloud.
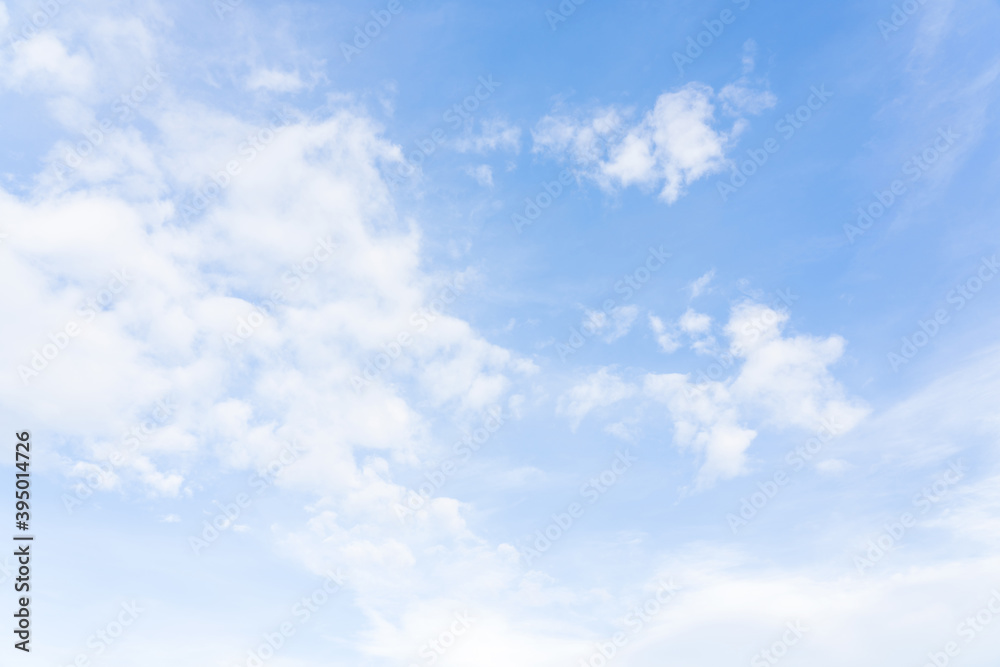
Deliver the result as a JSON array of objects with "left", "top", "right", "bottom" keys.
[
  {"left": 679, "top": 309, "right": 712, "bottom": 335},
  {"left": 532, "top": 78, "right": 774, "bottom": 202},
  {"left": 0, "top": 27, "right": 537, "bottom": 529},
  {"left": 645, "top": 372, "right": 757, "bottom": 483},
  {"left": 564, "top": 301, "right": 868, "bottom": 486},
  {"left": 531, "top": 107, "right": 623, "bottom": 163},
  {"left": 718, "top": 80, "right": 777, "bottom": 115},
  {"left": 0, "top": 23, "right": 612, "bottom": 664},
  {"left": 0, "top": 32, "right": 95, "bottom": 95},
  {"left": 583, "top": 304, "right": 639, "bottom": 343},
  {"left": 724, "top": 303, "right": 869, "bottom": 431},
  {"left": 557, "top": 367, "right": 637, "bottom": 430},
  {"left": 655, "top": 303, "right": 867, "bottom": 485},
  {"left": 6, "top": 6, "right": 997, "bottom": 666},
  {"left": 649, "top": 314, "right": 680, "bottom": 353},
  {"left": 0, "top": 21, "right": 590, "bottom": 665}
]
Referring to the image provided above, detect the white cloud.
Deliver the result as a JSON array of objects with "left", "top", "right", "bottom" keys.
[
  {"left": 0, "top": 30, "right": 862, "bottom": 640},
  {"left": 649, "top": 314, "right": 680, "bottom": 353},
  {"left": 456, "top": 118, "right": 521, "bottom": 153},
  {"left": 644, "top": 372, "right": 756, "bottom": 485},
  {"left": 614, "top": 550, "right": 1000, "bottom": 667},
  {"left": 465, "top": 164, "right": 494, "bottom": 187},
  {"left": 650, "top": 308, "right": 715, "bottom": 355},
  {"left": 532, "top": 78, "right": 775, "bottom": 203},
  {"left": 718, "top": 81, "right": 777, "bottom": 116},
  {"left": 558, "top": 367, "right": 637, "bottom": 430},
  {"left": 0, "top": 99, "right": 536, "bottom": 519},
  {"left": 532, "top": 107, "right": 624, "bottom": 164},
  {"left": 716, "top": 40, "right": 777, "bottom": 116},
  {"left": 584, "top": 304, "right": 638, "bottom": 343},
  {"left": 604, "top": 421, "right": 639, "bottom": 441},
  {"left": 815, "top": 458, "right": 851, "bottom": 474},
  {"left": 637, "top": 302, "right": 869, "bottom": 486},
  {"left": 679, "top": 309, "right": 712, "bottom": 335},
  {"left": 0, "top": 77, "right": 576, "bottom": 658},
  {"left": 0, "top": 33, "right": 95, "bottom": 95},
  {"left": 246, "top": 68, "right": 306, "bottom": 93},
  {"left": 688, "top": 269, "right": 715, "bottom": 298},
  {"left": 606, "top": 84, "right": 730, "bottom": 202},
  {"left": 724, "top": 302, "right": 869, "bottom": 431},
  {"left": 4, "top": 3, "right": 999, "bottom": 665}
]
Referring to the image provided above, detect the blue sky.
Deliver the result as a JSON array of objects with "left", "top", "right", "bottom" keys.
[{"left": 1, "top": 0, "right": 1000, "bottom": 665}]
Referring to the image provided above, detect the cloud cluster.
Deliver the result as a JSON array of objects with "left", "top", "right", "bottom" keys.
[
  {"left": 532, "top": 79, "right": 775, "bottom": 202},
  {"left": 0, "top": 17, "right": 538, "bottom": 528},
  {"left": 563, "top": 301, "right": 869, "bottom": 486},
  {"left": 4, "top": 4, "right": 998, "bottom": 665}
]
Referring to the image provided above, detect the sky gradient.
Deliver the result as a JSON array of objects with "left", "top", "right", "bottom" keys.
[{"left": 1, "top": 0, "right": 1000, "bottom": 665}]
